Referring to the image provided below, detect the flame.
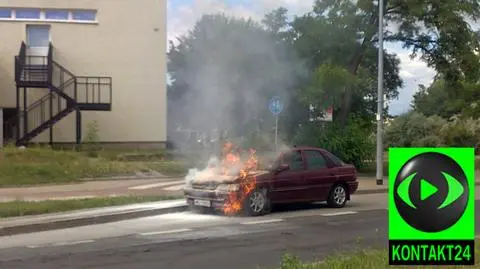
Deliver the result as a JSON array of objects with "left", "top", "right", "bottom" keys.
[{"left": 222, "top": 145, "right": 259, "bottom": 215}]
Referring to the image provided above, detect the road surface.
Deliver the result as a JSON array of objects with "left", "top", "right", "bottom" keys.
[{"left": 0, "top": 189, "right": 478, "bottom": 269}]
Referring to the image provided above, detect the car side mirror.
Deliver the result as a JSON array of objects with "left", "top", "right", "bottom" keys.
[{"left": 275, "top": 164, "right": 289, "bottom": 173}]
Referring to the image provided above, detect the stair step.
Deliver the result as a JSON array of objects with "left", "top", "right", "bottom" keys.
[{"left": 17, "top": 106, "right": 75, "bottom": 146}]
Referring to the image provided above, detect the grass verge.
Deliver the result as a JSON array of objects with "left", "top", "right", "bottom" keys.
[
  {"left": 0, "top": 146, "right": 187, "bottom": 186},
  {"left": 278, "top": 242, "right": 480, "bottom": 269},
  {"left": 0, "top": 195, "right": 182, "bottom": 218}
]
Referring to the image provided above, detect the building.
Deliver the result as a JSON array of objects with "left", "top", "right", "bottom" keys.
[{"left": 0, "top": 0, "right": 167, "bottom": 148}]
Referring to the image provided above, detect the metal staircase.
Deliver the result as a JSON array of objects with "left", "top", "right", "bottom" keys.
[{"left": 5, "top": 42, "right": 112, "bottom": 146}]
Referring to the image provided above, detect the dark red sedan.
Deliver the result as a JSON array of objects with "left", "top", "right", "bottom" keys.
[{"left": 184, "top": 147, "right": 359, "bottom": 216}]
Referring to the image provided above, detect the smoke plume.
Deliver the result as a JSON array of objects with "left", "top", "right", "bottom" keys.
[{"left": 167, "top": 13, "right": 305, "bottom": 154}]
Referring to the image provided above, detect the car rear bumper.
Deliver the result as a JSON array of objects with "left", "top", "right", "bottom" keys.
[
  {"left": 184, "top": 188, "right": 236, "bottom": 210},
  {"left": 347, "top": 181, "right": 359, "bottom": 194}
]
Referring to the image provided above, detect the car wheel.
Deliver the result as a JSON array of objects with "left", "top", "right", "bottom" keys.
[
  {"left": 327, "top": 184, "right": 347, "bottom": 208},
  {"left": 243, "top": 188, "right": 270, "bottom": 216}
]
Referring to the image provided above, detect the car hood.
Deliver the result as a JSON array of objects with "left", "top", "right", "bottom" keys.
[{"left": 191, "top": 170, "right": 271, "bottom": 185}]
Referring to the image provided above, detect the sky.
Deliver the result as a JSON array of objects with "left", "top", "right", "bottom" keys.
[{"left": 166, "top": 0, "right": 438, "bottom": 115}]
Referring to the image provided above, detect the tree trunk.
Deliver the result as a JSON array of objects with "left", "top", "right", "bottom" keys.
[{"left": 337, "top": 12, "right": 379, "bottom": 127}]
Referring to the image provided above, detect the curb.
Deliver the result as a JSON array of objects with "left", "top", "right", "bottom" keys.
[
  {"left": 355, "top": 181, "right": 480, "bottom": 195},
  {"left": 355, "top": 188, "right": 388, "bottom": 195},
  {"left": 80, "top": 174, "right": 187, "bottom": 181},
  {"left": 0, "top": 205, "right": 188, "bottom": 237}
]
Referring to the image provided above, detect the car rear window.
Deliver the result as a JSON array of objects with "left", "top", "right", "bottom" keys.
[
  {"left": 324, "top": 151, "right": 345, "bottom": 166},
  {"left": 303, "top": 150, "right": 328, "bottom": 169}
]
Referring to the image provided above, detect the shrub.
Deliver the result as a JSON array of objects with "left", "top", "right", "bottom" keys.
[
  {"left": 293, "top": 118, "right": 375, "bottom": 169},
  {"left": 83, "top": 120, "right": 101, "bottom": 157}
]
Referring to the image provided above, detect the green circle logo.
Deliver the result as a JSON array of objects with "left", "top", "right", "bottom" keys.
[{"left": 393, "top": 152, "right": 469, "bottom": 232}]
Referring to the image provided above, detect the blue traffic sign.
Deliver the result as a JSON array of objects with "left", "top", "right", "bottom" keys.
[{"left": 269, "top": 96, "right": 284, "bottom": 116}]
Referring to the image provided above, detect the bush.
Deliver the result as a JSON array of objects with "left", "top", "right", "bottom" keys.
[
  {"left": 83, "top": 120, "right": 101, "bottom": 157},
  {"left": 384, "top": 112, "right": 446, "bottom": 147},
  {"left": 385, "top": 112, "right": 480, "bottom": 148},
  {"left": 293, "top": 118, "right": 375, "bottom": 169},
  {"left": 439, "top": 115, "right": 480, "bottom": 147}
]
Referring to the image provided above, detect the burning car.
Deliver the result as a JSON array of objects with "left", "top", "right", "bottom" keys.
[{"left": 183, "top": 144, "right": 359, "bottom": 216}]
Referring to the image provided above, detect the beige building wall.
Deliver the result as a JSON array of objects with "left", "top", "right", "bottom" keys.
[{"left": 0, "top": 0, "right": 167, "bottom": 146}]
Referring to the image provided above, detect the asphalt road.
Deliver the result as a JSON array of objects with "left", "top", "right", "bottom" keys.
[{"left": 0, "top": 189, "right": 477, "bottom": 269}]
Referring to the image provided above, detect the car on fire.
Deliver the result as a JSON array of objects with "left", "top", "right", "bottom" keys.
[{"left": 183, "top": 146, "right": 359, "bottom": 216}]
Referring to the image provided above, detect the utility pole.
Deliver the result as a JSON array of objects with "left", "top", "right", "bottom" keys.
[{"left": 376, "top": 0, "right": 385, "bottom": 185}]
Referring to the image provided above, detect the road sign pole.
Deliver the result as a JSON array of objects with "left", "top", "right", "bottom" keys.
[
  {"left": 275, "top": 114, "right": 278, "bottom": 150},
  {"left": 268, "top": 96, "right": 283, "bottom": 152}
]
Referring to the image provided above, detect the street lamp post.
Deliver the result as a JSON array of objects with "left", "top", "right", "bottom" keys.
[{"left": 376, "top": 0, "right": 385, "bottom": 185}]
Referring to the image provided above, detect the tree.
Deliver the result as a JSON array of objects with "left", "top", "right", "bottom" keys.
[
  {"left": 412, "top": 78, "right": 480, "bottom": 118},
  {"left": 290, "top": 13, "right": 402, "bottom": 125},
  {"left": 292, "top": 0, "right": 480, "bottom": 126},
  {"left": 384, "top": 112, "right": 446, "bottom": 147}
]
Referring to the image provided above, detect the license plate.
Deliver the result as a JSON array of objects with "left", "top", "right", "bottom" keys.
[{"left": 193, "top": 199, "right": 211, "bottom": 207}]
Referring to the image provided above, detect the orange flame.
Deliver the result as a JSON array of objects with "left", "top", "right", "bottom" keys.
[{"left": 222, "top": 144, "right": 258, "bottom": 215}]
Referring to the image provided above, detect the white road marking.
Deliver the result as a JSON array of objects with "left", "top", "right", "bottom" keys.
[
  {"left": 241, "top": 219, "right": 284, "bottom": 225},
  {"left": 163, "top": 184, "right": 185, "bottom": 191},
  {"left": 320, "top": 211, "right": 358, "bottom": 217},
  {"left": 139, "top": 228, "right": 192, "bottom": 236},
  {"left": 129, "top": 180, "right": 185, "bottom": 190},
  {"left": 52, "top": 240, "right": 95, "bottom": 246}
]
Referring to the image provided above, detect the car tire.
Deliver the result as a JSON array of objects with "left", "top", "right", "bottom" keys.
[
  {"left": 242, "top": 188, "right": 270, "bottom": 216},
  {"left": 327, "top": 184, "right": 348, "bottom": 208}
]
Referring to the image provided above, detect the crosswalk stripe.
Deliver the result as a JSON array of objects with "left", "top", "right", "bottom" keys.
[{"left": 320, "top": 211, "right": 358, "bottom": 217}]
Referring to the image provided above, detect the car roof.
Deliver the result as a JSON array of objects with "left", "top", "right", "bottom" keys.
[{"left": 291, "top": 146, "right": 327, "bottom": 152}]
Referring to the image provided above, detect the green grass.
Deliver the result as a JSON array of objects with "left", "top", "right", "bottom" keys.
[
  {"left": 0, "top": 146, "right": 187, "bottom": 187},
  {"left": 278, "top": 243, "right": 480, "bottom": 269},
  {"left": 0, "top": 195, "right": 182, "bottom": 218}
]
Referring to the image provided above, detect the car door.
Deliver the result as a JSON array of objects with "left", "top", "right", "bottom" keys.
[
  {"left": 302, "top": 150, "right": 337, "bottom": 201},
  {"left": 270, "top": 150, "right": 308, "bottom": 203}
]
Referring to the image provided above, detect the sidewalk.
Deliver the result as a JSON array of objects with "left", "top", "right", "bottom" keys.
[
  {"left": 0, "top": 177, "right": 185, "bottom": 202},
  {"left": 0, "top": 199, "right": 188, "bottom": 236},
  {"left": 356, "top": 177, "right": 388, "bottom": 194}
]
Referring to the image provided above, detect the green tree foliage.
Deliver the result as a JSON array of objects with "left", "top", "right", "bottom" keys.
[
  {"left": 413, "top": 79, "right": 480, "bottom": 118},
  {"left": 439, "top": 116, "right": 480, "bottom": 147},
  {"left": 293, "top": 117, "right": 375, "bottom": 168},
  {"left": 384, "top": 112, "right": 480, "bottom": 148},
  {"left": 384, "top": 112, "right": 446, "bottom": 147},
  {"left": 291, "top": 0, "right": 480, "bottom": 125}
]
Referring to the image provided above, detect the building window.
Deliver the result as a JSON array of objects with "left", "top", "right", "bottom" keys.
[
  {"left": 0, "top": 8, "right": 11, "bottom": 18},
  {"left": 45, "top": 10, "right": 69, "bottom": 20},
  {"left": 72, "top": 10, "right": 96, "bottom": 21},
  {"left": 27, "top": 25, "right": 50, "bottom": 48},
  {"left": 0, "top": 7, "right": 97, "bottom": 23},
  {"left": 16, "top": 9, "right": 41, "bottom": 19}
]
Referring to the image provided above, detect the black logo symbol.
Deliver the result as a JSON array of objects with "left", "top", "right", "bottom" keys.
[{"left": 393, "top": 152, "right": 469, "bottom": 232}]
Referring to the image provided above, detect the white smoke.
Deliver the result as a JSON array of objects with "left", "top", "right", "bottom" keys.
[{"left": 168, "top": 13, "right": 306, "bottom": 154}]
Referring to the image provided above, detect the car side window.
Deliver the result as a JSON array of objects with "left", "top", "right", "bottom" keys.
[
  {"left": 283, "top": 151, "right": 304, "bottom": 171},
  {"left": 324, "top": 151, "right": 345, "bottom": 166},
  {"left": 304, "top": 150, "right": 328, "bottom": 170}
]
